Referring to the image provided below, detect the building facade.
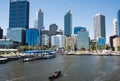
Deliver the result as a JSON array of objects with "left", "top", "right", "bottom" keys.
[
  {"left": 34, "top": 9, "right": 44, "bottom": 30},
  {"left": 51, "top": 35, "right": 64, "bottom": 48},
  {"left": 9, "top": 0, "right": 29, "bottom": 29},
  {"left": 41, "top": 34, "right": 49, "bottom": 46},
  {"left": 7, "top": 28, "right": 26, "bottom": 45},
  {"left": 49, "top": 24, "right": 58, "bottom": 36},
  {"left": 94, "top": 13, "right": 106, "bottom": 40},
  {"left": 113, "top": 18, "right": 117, "bottom": 35},
  {"left": 109, "top": 35, "right": 117, "bottom": 51},
  {"left": 56, "top": 30, "right": 63, "bottom": 35},
  {"left": 113, "top": 36, "right": 120, "bottom": 51},
  {"left": 64, "top": 10, "right": 72, "bottom": 37},
  {"left": 26, "top": 29, "right": 40, "bottom": 46},
  {"left": 74, "top": 27, "right": 86, "bottom": 34},
  {"left": 65, "top": 36, "right": 77, "bottom": 51},
  {"left": 77, "top": 31, "right": 89, "bottom": 50},
  {"left": 97, "top": 37, "right": 106, "bottom": 46},
  {"left": 117, "top": 9, "right": 120, "bottom": 36},
  {"left": 0, "top": 27, "right": 3, "bottom": 39},
  {"left": 0, "top": 39, "right": 18, "bottom": 48}
]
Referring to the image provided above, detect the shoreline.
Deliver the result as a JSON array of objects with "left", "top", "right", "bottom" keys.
[
  {"left": 62, "top": 51, "right": 120, "bottom": 56},
  {"left": 0, "top": 51, "right": 120, "bottom": 57}
]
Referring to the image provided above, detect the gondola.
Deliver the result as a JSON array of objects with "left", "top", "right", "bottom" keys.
[{"left": 48, "top": 71, "right": 61, "bottom": 80}]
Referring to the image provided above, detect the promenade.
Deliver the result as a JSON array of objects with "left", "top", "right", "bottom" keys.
[{"left": 64, "top": 51, "right": 120, "bottom": 56}]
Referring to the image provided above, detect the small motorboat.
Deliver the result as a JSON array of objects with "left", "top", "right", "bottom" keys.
[{"left": 48, "top": 71, "right": 61, "bottom": 80}]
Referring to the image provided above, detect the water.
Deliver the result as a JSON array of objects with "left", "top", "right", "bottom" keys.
[{"left": 0, "top": 55, "right": 120, "bottom": 81}]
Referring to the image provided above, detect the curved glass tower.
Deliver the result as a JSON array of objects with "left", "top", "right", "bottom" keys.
[{"left": 64, "top": 10, "right": 72, "bottom": 37}]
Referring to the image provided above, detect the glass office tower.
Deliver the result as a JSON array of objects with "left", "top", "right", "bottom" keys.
[
  {"left": 94, "top": 13, "right": 106, "bottom": 39},
  {"left": 9, "top": 0, "right": 29, "bottom": 29},
  {"left": 117, "top": 9, "right": 120, "bottom": 36},
  {"left": 35, "top": 9, "right": 44, "bottom": 30},
  {"left": 64, "top": 10, "right": 72, "bottom": 37}
]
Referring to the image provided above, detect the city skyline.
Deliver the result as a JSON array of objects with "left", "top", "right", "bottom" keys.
[{"left": 0, "top": 0, "right": 120, "bottom": 42}]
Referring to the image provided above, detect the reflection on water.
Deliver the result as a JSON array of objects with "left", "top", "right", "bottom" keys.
[{"left": 0, "top": 55, "right": 120, "bottom": 81}]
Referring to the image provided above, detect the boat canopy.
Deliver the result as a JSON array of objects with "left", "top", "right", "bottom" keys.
[{"left": 24, "top": 50, "right": 55, "bottom": 55}]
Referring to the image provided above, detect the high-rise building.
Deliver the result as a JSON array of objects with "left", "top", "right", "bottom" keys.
[
  {"left": 9, "top": 0, "right": 29, "bottom": 29},
  {"left": 0, "top": 27, "right": 3, "bottom": 39},
  {"left": 64, "top": 10, "right": 72, "bottom": 37},
  {"left": 113, "top": 18, "right": 117, "bottom": 35},
  {"left": 77, "top": 30, "right": 89, "bottom": 50},
  {"left": 26, "top": 29, "right": 40, "bottom": 46},
  {"left": 49, "top": 24, "right": 58, "bottom": 36},
  {"left": 74, "top": 27, "right": 86, "bottom": 34},
  {"left": 117, "top": 9, "right": 120, "bottom": 36},
  {"left": 94, "top": 13, "right": 106, "bottom": 40},
  {"left": 35, "top": 9, "right": 44, "bottom": 30}
]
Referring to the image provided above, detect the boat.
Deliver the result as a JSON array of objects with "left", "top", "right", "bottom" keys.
[
  {"left": 48, "top": 71, "right": 61, "bottom": 80},
  {"left": 0, "top": 58, "right": 8, "bottom": 64}
]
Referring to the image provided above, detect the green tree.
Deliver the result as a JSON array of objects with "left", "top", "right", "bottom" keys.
[
  {"left": 80, "top": 47, "right": 86, "bottom": 51},
  {"left": 117, "top": 45, "right": 120, "bottom": 51},
  {"left": 65, "top": 46, "right": 71, "bottom": 51},
  {"left": 105, "top": 44, "right": 110, "bottom": 50},
  {"left": 90, "top": 43, "right": 96, "bottom": 51}
]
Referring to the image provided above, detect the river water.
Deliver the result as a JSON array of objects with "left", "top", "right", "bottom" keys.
[{"left": 0, "top": 55, "right": 120, "bottom": 81}]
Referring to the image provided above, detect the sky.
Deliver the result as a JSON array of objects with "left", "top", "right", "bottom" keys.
[{"left": 0, "top": 0, "right": 120, "bottom": 42}]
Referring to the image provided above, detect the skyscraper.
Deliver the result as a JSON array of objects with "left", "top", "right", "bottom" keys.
[
  {"left": 9, "top": 0, "right": 29, "bottom": 29},
  {"left": 94, "top": 13, "right": 106, "bottom": 39},
  {"left": 64, "top": 10, "right": 72, "bottom": 37},
  {"left": 117, "top": 9, "right": 120, "bottom": 36},
  {"left": 35, "top": 9, "right": 44, "bottom": 30},
  {"left": 113, "top": 18, "right": 117, "bottom": 35}
]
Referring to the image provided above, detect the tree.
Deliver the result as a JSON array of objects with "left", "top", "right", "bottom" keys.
[
  {"left": 90, "top": 43, "right": 96, "bottom": 51},
  {"left": 80, "top": 47, "right": 86, "bottom": 51},
  {"left": 65, "top": 46, "right": 71, "bottom": 52},
  {"left": 117, "top": 45, "right": 120, "bottom": 51},
  {"left": 105, "top": 44, "right": 110, "bottom": 50},
  {"left": 98, "top": 45, "right": 105, "bottom": 50}
]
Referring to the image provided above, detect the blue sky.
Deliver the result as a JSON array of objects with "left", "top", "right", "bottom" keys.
[{"left": 0, "top": 0, "right": 120, "bottom": 42}]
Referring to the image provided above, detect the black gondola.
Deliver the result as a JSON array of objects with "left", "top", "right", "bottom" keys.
[{"left": 48, "top": 71, "right": 61, "bottom": 80}]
